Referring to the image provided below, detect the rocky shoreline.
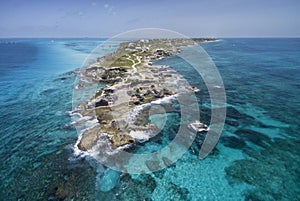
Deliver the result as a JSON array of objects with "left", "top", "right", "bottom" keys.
[{"left": 72, "top": 38, "right": 216, "bottom": 154}]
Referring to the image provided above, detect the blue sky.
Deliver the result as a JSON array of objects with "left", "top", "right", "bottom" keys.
[{"left": 0, "top": 0, "right": 299, "bottom": 38}]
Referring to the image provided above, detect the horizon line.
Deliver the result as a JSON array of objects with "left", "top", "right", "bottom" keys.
[{"left": 1, "top": 36, "right": 300, "bottom": 39}]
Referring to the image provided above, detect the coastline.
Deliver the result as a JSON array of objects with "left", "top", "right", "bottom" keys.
[{"left": 72, "top": 38, "right": 217, "bottom": 158}]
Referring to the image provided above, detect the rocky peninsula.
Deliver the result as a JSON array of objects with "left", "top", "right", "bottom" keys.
[{"left": 72, "top": 38, "right": 216, "bottom": 154}]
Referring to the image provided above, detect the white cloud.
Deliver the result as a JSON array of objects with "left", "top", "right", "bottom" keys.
[{"left": 103, "top": 3, "right": 117, "bottom": 15}]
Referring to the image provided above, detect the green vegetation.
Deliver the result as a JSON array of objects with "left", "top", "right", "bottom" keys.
[
  {"left": 96, "top": 38, "right": 213, "bottom": 70},
  {"left": 94, "top": 90, "right": 103, "bottom": 98},
  {"left": 110, "top": 55, "right": 133, "bottom": 69}
]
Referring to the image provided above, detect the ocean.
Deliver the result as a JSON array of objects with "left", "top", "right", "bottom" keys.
[{"left": 0, "top": 38, "right": 299, "bottom": 200}]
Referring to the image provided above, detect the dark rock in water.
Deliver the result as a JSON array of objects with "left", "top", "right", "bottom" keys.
[
  {"left": 42, "top": 149, "right": 96, "bottom": 201},
  {"left": 145, "top": 160, "right": 161, "bottom": 172},
  {"left": 190, "top": 141, "right": 202, "bottom": 155},
  {"left": 162, "top": 157, "right": 173, "bottom": 167},
  {"left": 194, "top": 133, "right": 206, "bottom": 147},
  {"left": 234, "top": 129, "right": 270, "bottom": 147},
  {"left": 149, "top": 132, "right": 163, "bottom": 144},
  {"left": 225, "top": 119, "right": 239, "bottom": 127},
  {"left": 190, "top": 137, "right": 220, "bottom": 157},
  {"left": 225, "top": 138, "right": 300, "bottom": 201},
  {"left": 95, "top": 99, "right": 109, "bottom": 107},
  {"left": 140, "top": 174, "right": 157, "bottom": 194},
  {"left": 244, "top": 190, "right": 276, "bottom": 201},
  {"left": 164, "top": 182, "right": 190, "bottom": 201},
  {"left": 97, "top": 174, "right": 156, "bottom": 201},
  {"left": 153, "top": 168, "right": 166, "bottom": 179},
  {"left": 225, "top": 159, "right": 261, "bottom": 185},
  {"left": 226, "top": 159, "right": 285, "bottom": 200},
  {"left": 221, "top": 136, "right": 246, "bottom": 149},
  {"left": 226, "top": 106, "right": 255, "bottom": 120},
  {"left": 209, "top": 147, "right": 220, "bottom": 157},
  {"left": 189, "top": 143, "right": 200, "bottom": 155}
]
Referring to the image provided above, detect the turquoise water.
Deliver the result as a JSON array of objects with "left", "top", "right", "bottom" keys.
[{"left": 0, "top": 38, "right": 299, "bottom": 200}]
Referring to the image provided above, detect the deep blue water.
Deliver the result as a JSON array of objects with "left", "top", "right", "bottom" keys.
[{"left": 0, "top": 38, "right": 299, "bottom": 200}]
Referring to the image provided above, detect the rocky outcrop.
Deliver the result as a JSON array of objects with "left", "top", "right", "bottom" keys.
[
  {"left": 77, "top": 126, "right": 101, "bottom": 151},
  {"left": 111, "top": 134, "right": 134, "bottom": 149},
  {"left": 84, "top": 66, "right": 127, "bottom": 83},
  {"left": 128, "top": 87, "right": 175, "bottom": 106},
  {"left": 95, "top": 99, "right": 109, "bottom": 107},
  {"left": 75, "top": 38, "right": 203, "bottom": 153}
]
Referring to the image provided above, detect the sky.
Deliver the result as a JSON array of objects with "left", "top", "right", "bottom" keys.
[{"left": 0, "top": 0, "right": 300, "bottom": 38}]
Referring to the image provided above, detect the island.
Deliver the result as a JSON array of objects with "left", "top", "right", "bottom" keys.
[{"left": 72, "top": 38, "right": 217, "bottom": 154}]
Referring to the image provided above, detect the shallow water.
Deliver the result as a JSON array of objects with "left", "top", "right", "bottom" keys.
[{"left": 0, "top": 38, "right": 299, "bottom": 200}]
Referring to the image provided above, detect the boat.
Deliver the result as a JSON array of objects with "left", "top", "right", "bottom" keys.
[{"left": 188, "top": 120, "right": 209, "bottom": 133}]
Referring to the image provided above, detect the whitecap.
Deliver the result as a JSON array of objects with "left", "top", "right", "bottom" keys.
[
  {"left": 151, "top": 94, "right": 177, "bottom": 105},
  {"left": 129, "top": 130, "right": 150, "bottom": 142}
]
